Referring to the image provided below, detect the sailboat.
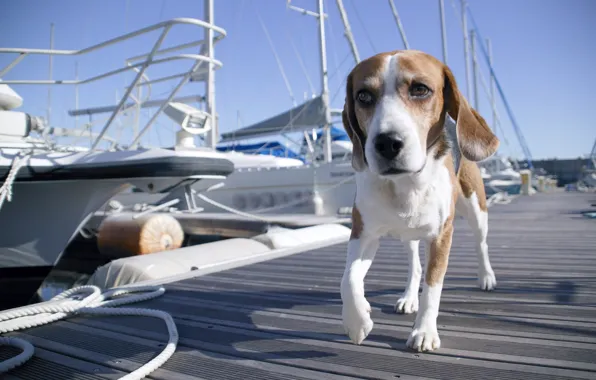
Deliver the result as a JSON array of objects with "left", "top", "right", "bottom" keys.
[
  {"left": 0, "top": 17, "right": 236, "bottom": 309},
  {"left": 171, "top": 0, "right": 359, "bottom": 217},
  {"left": 196, "top": 0, "right": 541, "bottom": 214}
]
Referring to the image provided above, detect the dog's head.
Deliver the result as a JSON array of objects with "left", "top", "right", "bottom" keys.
[{"left": 342, "top": 50, "right": 499, "bottom": 176}]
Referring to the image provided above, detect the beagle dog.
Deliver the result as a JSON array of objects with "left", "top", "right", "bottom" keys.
[{"left": 340, "top": 50, "right": 499, "bottom": 352}]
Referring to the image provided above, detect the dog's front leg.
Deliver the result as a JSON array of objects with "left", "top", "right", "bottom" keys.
[
  {"left": 406, "top": 223, "right": 453, "bottom": 352},
  {"left": 341, "top": 234, "right": 380, "bottom": 345}
]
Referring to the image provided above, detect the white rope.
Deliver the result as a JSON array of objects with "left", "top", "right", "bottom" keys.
[
  {"left": 0, "top": 153, "right": 31, "bottom": 211},
  {"left": 0, "top": 285, "right": 178, "bottom": 380}
]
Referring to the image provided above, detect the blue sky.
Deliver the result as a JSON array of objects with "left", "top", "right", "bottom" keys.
[{"left": 1, "top": 0, "right": 594, "bottom": 160}]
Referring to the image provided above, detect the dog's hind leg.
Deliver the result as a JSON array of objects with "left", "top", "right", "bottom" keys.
[
  {"left": 406, "top": 222, "right": 454, "bottom": 352},
  {"left": 395, "top": 240, "right": 421, "bottom": 314},
  {"left": 456, "top": 192, "right": 496, "bottom": 291}
]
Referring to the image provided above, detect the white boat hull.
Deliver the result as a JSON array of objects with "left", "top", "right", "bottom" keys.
[
  {"left": 0, "top": 147, "right": 234, "bottom": 309},
  {"left": 181, "top": 160, "right": 357, "bottom": 216}
]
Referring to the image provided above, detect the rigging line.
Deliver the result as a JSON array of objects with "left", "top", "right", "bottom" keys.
[
  {"left": 123, "top": 0, "right": 131, "bottom": 89},
  {"left": 347, "top": 0, "right": 378, "bottom": 53},
  {"left": 328, "top": 51, "right": 352, "bottom": 82},
  {"left": 287, "top": 32, "right": 316, "bottom": 96},
  {"left": 330, "top": 73, "right": 348, "bottom": 105},
  {"left": 446, "top": 1, "right": 512, "bottom": 155},
  {"left": 254, "top": 4, "right": 297, "bottom": 106},
  {"left": 328, "top": 51, "right": 353, "bottom": 106},
  {"left": 466, "top": 8, "right": 533, "bottom": 166},
  {"left": 449, "top": 0, "right": 532, "bottom": 166},
  {"left": 476, "top": 65, "right": 513, "bottom": 154},
  {"left": 475, "top": 63, "right": 522, "bottom": 166},
  {"left": 324, "top": 0, "right": 345, "bottom": 91},
  {"left": 226, "top": 94, "right": 322, "bottom": 143}
]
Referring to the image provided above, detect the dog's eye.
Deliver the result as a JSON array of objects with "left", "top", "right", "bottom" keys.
[
  {"left": 409, "top": 83, "right": 431, "bottom": 98},
  {"left": 356, "top": 90, "right": 374, "bottom": 106}
]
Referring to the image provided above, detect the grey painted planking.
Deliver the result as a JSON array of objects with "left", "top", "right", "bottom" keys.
[{"left": 2, "top": 192, "right": 596, "bottom": 379}]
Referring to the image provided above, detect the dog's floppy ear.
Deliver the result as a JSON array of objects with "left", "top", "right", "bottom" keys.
[
  {"left": 443, "top": 65, "right": 499, "bottom": 161},
  {"left": 342, "top": 73, "right": 367, "bottom": 172}
]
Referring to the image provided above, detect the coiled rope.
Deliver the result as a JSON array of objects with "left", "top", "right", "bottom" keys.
[
  {"left": 0, "top": 153, "right": 31, "bottom": 211},
  {"left": 0, "top": 284, "right": 177, "bottom": 380}
]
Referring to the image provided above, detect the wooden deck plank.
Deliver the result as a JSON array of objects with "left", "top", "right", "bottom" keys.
[{"left": 3, "top": 192, "right": 596, "bottom": 379}]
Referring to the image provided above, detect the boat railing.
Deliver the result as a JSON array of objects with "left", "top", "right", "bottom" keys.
[{"left": 0, "top": 18, "right": 226, "bottom": 150}]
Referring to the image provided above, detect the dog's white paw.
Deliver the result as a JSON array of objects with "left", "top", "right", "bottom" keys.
[
  {"left": 406, "top": 323, "right": 441, "bottom": 352},
  {"left": 395, "top": 292, "right": 419, "bottom": 314},
  {"left": 342, "top": 297, "right": 373, "bottom": 345},
  {"left": 478, "top": 269, "right": 497, "bottom": 291}
]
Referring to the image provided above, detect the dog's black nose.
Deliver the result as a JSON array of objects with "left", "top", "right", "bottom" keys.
[{"left": 374, "top": 133, "right": 403, "bottom": 160}]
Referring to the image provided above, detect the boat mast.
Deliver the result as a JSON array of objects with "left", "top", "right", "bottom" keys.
[
  {"left": 287, "top": 0, "right": 332, "bottom": 163},
  {"left": 590, "top": 136, "right": 596, "bottom": 171},
  {"left": 438, "top": 0, "right": 448, "bottom": 63},
  {"left": 335, "top": 0, "right": 360, "bottom": 63},
  {"left": 74, "top": 61, "right": 79, "bottom": 130},
  {"left": 486, "top": 38, "right": 497, "bottom": 132},
  {"left": 316, "top": 0, "right": 332, "bottom": 163},
  {"left": 470, "top": 29, "right": 479, "bottom": 110},
  {"left": 47, "top": 22, "right": 54, "bottom": 127},
  {"left": 388, "top": 0, "right": 410, "bottom": 49},
  {"left": 460, "top": 0, "right": 472, "bottom": 100},
  {"left": 204, "top": 0, "right": 217, "bottom": 149}
]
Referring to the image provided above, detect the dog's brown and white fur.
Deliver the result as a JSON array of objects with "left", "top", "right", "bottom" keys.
[{"left": 340, "top": 50, "right": 499, "bottom": 352}]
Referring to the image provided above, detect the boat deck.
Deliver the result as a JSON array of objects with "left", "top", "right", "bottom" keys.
[{"left": 2, "top": 192, "right": 596, "bottom": 379}]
